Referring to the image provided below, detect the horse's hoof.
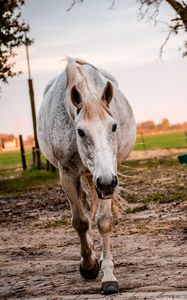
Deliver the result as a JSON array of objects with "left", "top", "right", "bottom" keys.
[
  {"left": 101, "top": 281, "right": 119, "bottom": 295},
  {"left": 79, "top": 259, "right": 100, "bottom": 280}
]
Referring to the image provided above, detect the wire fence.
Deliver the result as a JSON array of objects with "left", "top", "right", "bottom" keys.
[{"left": 134, "top": 131, "right": 187, "bottom": 151}]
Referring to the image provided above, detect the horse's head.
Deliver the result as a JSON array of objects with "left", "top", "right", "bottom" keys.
[{"left": 70, "top": 81, "right": 118, "bottom": 199}]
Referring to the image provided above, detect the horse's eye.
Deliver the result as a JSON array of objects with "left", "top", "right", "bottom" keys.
[
  {"left": 77, "top": 129, "right": 85, "bottom": 137},
  {"left": 112, "top": 124, "right": 117, "bottom": 132}
]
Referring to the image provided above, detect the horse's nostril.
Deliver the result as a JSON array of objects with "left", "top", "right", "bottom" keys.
[
  {"left": 96, "top": 177, "right": 103, "bottom": 189},
  {"left": 96, "top": 175, "right": 118, "bottom": 190},
  {"left": 112, "top": 175, "right": 118, "bottom": 188}
]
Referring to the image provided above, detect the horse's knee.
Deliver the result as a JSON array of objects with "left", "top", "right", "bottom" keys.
[
  {"left": 72, "top": 216, "right": 89, "bottom": 232},
  {"left": 96, "top": 213, "right": 112, "bottom": 234}
]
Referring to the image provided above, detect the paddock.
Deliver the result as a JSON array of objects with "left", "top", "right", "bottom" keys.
[{"left": 0, "top": 153, "right": 186, "bottom": 298}]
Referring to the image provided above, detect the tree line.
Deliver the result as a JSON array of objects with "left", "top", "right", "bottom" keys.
[{"left": 137, "top": 118, "right": 187, "bottom": 134}]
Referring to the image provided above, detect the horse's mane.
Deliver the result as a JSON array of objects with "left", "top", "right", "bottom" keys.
[
  {"left": 65, "top": 56, "right": 113, "bottom": 121},
  {"left": 65, "top": 56, "right": 97, "bottom": 92}
]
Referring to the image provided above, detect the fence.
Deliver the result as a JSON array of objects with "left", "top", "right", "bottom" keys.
[{"left": 134, "top": 131, "right": 187, "bottom": 151}]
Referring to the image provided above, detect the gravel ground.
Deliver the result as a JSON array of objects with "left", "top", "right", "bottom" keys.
[{"left": 0, "top": 153, "right": 187, "bottom": 299}]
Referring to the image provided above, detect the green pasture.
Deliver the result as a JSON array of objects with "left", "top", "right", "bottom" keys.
[
  {"left": 0, "top": 149, "right": 45, "bottom": 169},
  {"left": 134, "top": 131, "right": 187, "bottom": 150},
  {"left": 0, "top": 168, "right": 59, "bottom": 197},
  {"left": 0, "top": 150, "right": 30, "bottom": 169},
  {"left": 0, "top": 150, "right": 55, "bottom": 197}
]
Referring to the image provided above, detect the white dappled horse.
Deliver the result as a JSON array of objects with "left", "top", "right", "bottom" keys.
[{"left": 37, "top": 57, "right": 136, "bottom": 294}]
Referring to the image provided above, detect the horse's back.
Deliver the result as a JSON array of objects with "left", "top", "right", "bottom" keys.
[{"left": 37, "top": 72, "right": 68, "bottom": 167}]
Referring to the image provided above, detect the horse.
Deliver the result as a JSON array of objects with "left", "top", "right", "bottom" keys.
[{"left": 37, "top": 57, "right": 136, "bottom": 295}]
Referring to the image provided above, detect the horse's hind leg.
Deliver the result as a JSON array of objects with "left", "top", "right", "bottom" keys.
[
  {"left": 96, "top": 199, "right": 119, "bottom": 294},
  {"left": 59, "top": 167, "right": 99, "bottom": 279}
]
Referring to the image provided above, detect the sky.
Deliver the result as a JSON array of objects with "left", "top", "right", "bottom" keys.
[{"left": 0, "top": 0, "right": 187, "bottom": 137}]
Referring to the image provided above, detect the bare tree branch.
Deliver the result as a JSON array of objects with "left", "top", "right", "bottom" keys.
[
  {"left": 67, "top": 0, "right": 117, "bottom": 11},
  {"left": 137, "top": 0, "right": 163, "bottom": 25},
  {"left": 67, "top": 0, "right": 84, "bottom": 12},
  {"left": 137, "top": 0, "right": 187, "bottom": 57},
  {"left": 67, "top": 0, "right": 187, "bottom": 57},
  {"left": 108, "top": 0, "right": 116, "bottom": 10},
  {"left": 159, "top": 26, "right": 175, "bottom": 58}
]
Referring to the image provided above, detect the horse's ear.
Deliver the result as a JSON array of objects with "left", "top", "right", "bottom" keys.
[
  {"left": 101, "top": 81, "right": 113, "bottom": 106},
  {"left": 70, "top": 85, "right": 82, "bottom": 109}
]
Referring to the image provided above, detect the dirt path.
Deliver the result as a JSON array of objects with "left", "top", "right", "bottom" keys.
[
  {"left": 0, "top": 155, "right": 187, "bottom": 299},
  {"left": 128, "top": 148, "right": 187, "bottom": 160}
]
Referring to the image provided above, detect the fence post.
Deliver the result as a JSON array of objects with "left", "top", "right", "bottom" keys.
[
  {"left": 50, "top": 164, "right": 56, "bottom": 172},
  {"left": 184, "top": 130, "right": 187, "bottom": 144},
  {"left": 32, "top": 146, "right": 36, "bottom": 167},
  {"left": 46, "top": 159, "right": 50, "bottom": 171},
  {"left": 19, "top": 135, "right": 27, "bottom": 170},
  {"left": 141, "top": 132, "right": 146, "bottom": 150}
]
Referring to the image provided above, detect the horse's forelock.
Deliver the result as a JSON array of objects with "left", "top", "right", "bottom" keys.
[
  {"left": 65, "top": 57, "right": 113, "bottom": 122},
  {"left": 82, "top": 100, "right": 113, "bottom": 122},
  {"left": 66, "top": 56, "right": 97, "bottom": 88}
]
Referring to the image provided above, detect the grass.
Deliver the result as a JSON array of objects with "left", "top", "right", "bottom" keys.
[
  {"left": 34, "top": 218, "right": 69, "bottom": 229},
  {"left": 0, "top": 149, "right": 32, "bottom": 169},
  {"left": 125, "top": 204, "right": 148, "bottom": 214},
  {"left": 120, "top": 156, "right": 179, "bottom": 171},
  {"left": 135, "top": 131, "right": 187, "bottom": 150},
  {"left": 43, "top": 219, "right": 69, "bottom": 228},
  {"left": 0, "top": 149, "right": 46, "bottom": 170},
  {"left": 145, "top": 191, "right": 187, "bottom": 204},
  {"left": 126, "top": 194, "right": 137, "bottom": 203},
  {"left": 125, "top": 190, "right": 186, "bottom": 214},
  {"left": 0, "top": 149, "right": 57, "bottom": 197},
  {"left": 0, "top": 168, "right": 59, "bottom": 198}
]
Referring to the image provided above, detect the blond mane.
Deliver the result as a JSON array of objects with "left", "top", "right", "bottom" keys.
[{"left": 65, "top": 57, "right": 113, "bottom": 121}]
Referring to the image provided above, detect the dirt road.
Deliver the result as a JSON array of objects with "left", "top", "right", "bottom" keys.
[{"left": 0, "top": 155, "right": 187, "bottom": 299}]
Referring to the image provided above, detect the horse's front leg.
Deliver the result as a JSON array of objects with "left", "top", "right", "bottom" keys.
[
  {"left": 59, "top": 167, "right": 99, "bottom": 279},
  {"left": 96, "top": 199, "right": 119, "bottom": 294}
]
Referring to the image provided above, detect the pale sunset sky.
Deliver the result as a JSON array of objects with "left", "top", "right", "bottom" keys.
[{"left": 0, "top": 0, "right": 187, "bottom": 137}]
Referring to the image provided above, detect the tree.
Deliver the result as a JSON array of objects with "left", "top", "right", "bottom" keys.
[
  {"left": 138, "top": 0, "right": 187, "bottom": 57},
  {"left": 161, "top": 117, "right": 170, "bottom": 129},
  {"left": 0, "top": 0, "right": 32, "bottom": 84},
  {"left": 67, "top": 0, "right": 187, "bottom": 57}
]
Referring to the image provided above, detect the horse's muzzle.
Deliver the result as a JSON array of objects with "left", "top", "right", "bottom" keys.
[{"left": 95, "top": 175, "right": 118, "bottom": 199}]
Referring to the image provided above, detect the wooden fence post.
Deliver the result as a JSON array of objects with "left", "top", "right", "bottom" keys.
[
  {"left": 184, "top": 131, "right": 187, "bottom": 144},
  {"left": 32, "top": 146, "right": 36, "bottom": 167},
  {"left": 28, "top": 79, "right": 41, "bottom": 169},
  {"left": 46, "top": 159, "right": 56, "bottom": 172},
  {"left": 141, "top": 132, "right": 146, "bottom": 150},
  {"left": 46, "top": 159, "right": 50, "bottom": 171},
  {"left": 19, "top": 135, "right": 27, "bottom": 170},
  {"left": 50, "top": 164, "right": 56, "bottom": 172}
]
